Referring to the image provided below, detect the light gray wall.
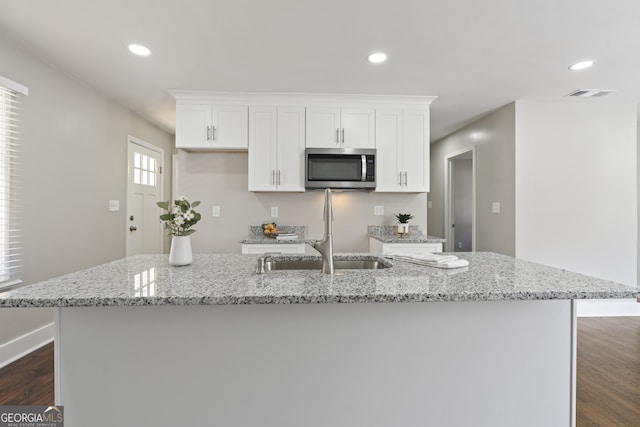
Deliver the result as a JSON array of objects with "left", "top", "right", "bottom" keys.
[
  {"left": 178, "top": 151, "right": 428, "bottom": 253},
  {"left": 0, "top": 35, "right": 174, "bottom": 346},
  {"left": 452, "top": 159, "right": 472, "bottom": 251},
  {"left": 515, "top": 100, "right": 637, "bottom": 286},
  {"left": 429, "top": 103, "right": 516, "bottom": 256}
]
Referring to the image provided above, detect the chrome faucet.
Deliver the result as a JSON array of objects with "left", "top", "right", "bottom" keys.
[
  {"left": 255, "top": 252, "right": 281, "bottom": 274},
  {"left": 306, "top": 188, "right": 335, "bottom": 274}
]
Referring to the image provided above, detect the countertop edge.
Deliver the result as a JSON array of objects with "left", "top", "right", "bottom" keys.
[{"left": 2, "top": 290, "right": 639, "bottom": 308}]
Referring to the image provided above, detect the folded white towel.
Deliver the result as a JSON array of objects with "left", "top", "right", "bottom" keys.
[
  {"left": 409, "top": 253, "right": 459, "bottom": 263},
  {"left": 424, "top": 259, "right": 469, "bottom": 269},
  {"left": 389, "top": 253, "right": 469, "bottom": 269}
]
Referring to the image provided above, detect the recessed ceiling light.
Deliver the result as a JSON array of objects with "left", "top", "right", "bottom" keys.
[
  {"left": 128, "top": 44, "right": 152, "bottom": 57},
  {"left": 367, "top": 52, "right": 387, "bottom": 64},
  {"left": 569, "top": 60, "right": 594, "bottom": 71}
]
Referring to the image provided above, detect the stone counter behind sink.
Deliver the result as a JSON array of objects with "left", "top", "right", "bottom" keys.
[
  {"left": 240, "top": 225, "right": 306, "bottom": 245},
  {"left": 368, "top": 225, "right": 446, "bottom": 244}
]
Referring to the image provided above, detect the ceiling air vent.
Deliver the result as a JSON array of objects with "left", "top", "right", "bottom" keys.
[{"left": 565, "top": 89, "right": 616, "bottom": 98}]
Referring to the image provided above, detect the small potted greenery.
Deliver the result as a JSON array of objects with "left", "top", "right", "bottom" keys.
[{"left": 394, "top": 213, "right": 413, "bottom": 235}]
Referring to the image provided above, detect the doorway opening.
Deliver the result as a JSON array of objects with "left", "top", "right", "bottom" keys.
[
  {"left": 444, "top": 147, "right": 476, "bottom": 252},
  {"left": 126, "top": 136, "right": 164, "bottom": 256}
]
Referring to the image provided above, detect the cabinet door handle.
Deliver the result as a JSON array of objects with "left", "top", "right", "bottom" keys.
[
  {"left": 404, "top": 171, "right": 408, "bottom": 186},
  {"left": 398, "top": 172, "right": 402, "bottom": 186},
  {"left": 272, "top": 170, "right": 275, "bottom": 185},
  {"left": 277, "top": 170, "right": 281, "bottom": 185},
  {"left": 336, "top": 128, "right": 340, "bottom": 144},
  {"left": 206, "top": 126, "right": 211, "bottom": 141},
  {"left": 211, "top": 125, "right": 217, "bottom": 141},
  {"left": 341, "top": 128, "right": 345, "bottom": 145}
]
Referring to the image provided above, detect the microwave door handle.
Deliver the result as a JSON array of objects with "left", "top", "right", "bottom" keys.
[{"left": 361, "top": 155, "right": 367, "bottom": 181}]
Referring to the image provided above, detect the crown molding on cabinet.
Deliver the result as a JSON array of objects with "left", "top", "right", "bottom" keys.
[{"left": 169, "top": 90, "right": 437, "bottom": 108}]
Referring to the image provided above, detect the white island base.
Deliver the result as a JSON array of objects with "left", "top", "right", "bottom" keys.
[{"left": 55, "top": 300, "right": 576, "bottom": 427}]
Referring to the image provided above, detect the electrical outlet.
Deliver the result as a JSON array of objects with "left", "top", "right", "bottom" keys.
[
  {"left": 212, "top": 205, "right": 221, "bottom": 217},
  {"left": 374, "top": 205, "right": 384, "bottom": 216},
  {"left": 428, "top": 201, "right": 433, "bottom": 209},
  {"left": 492, "top": 202, "right": 501, "bottom": 214},
  {"left": 271, "top": 206, "right": 279, "bottom": 218},
  {"left": 458, "top": 242, "right": 462, "bottom": 249}
]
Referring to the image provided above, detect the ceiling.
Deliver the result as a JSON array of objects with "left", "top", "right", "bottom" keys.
[{"left": 1, "top": 0, "right": 639, "bottom": 141}]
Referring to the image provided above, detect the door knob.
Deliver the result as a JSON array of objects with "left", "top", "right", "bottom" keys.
[{"left": 129, "top": 226, "right": 138, "bottom": 232}]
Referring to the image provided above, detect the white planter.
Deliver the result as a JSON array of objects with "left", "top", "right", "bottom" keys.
[
  {"left": 396, "top": 224, "right": 410, "bottom": 235},
  {"left": 169, "top": 235, "right": 193, "bottom": 266}
]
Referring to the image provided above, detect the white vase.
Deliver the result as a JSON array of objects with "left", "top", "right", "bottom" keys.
[
  {"left": 169, "top": 235, "right": 193, "bottom": 266},
  {"left": 396, "top": 224, "right": 410, "bottom": 235}
]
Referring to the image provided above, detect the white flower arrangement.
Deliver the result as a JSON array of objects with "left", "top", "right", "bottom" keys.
[{"left": 157, "top": 197, "right": 202, "bottom": 236}]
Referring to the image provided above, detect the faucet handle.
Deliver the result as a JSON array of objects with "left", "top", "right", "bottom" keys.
[{"left": 255, "top": 252, "right": 281, "bottom": 274}]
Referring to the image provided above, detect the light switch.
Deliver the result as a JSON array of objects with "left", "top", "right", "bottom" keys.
[
  {"left": 212, "top": 205, "right": 221, "bottom": 217},
  {"left": 108, "top": 200, "right": 119, "bottom": 212},
  {"left": 492, "top": 202, "right": 501, "bottom": 214},
  {"left": 374, "top": 205, "right": 384, "bottom": 216},
  {"left": 271, "top": 207, "right": 279, "bottom": 218}
]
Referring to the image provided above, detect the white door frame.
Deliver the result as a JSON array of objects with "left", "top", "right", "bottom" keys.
[
  {"left": 126, "top": 135, "right": 165, "bottom": 255},
  {"left": 172, "top": 154, "right": 179, "bottom": 201},
  {"left": 444, "top": 146, "right": 476, "bottom": 252}
]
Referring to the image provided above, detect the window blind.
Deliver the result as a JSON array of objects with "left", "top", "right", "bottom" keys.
[{"left": 0, "top": 80, "right": 25, "bottom": 290}]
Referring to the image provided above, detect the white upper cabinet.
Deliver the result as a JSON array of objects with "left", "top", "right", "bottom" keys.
[
  {"left": 306, "top": 107, "right": 375, "bottom": 148},
  {"left": 175, "top": 103, "right": 248, "bottom": 150},
  {"left": 171, "top": 92, "right": 435, "bottom": 193},
  {"left": 375, "top": 109, "right": 403, "bottom": 192},
  {"left": 248, "top": 106, "right": 305, "bottom": 192},
  {"left": 375, "top": 108, "right": 430, "bottom": 193},
  {"left": 402, "top": 109, "right": 429, "bottom": 192}
]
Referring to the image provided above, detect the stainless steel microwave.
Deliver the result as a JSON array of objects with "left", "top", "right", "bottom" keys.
[{"left": 305, "top": 148, "right": 376, "bottom": 190}]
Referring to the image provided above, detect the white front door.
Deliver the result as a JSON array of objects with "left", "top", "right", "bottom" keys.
[{"left": 127, "top": 137, "right": 164, "bottom": 256}]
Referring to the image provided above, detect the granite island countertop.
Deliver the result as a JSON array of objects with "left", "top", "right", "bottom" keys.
[
  {"left": 1, "top": 252, "right": 638, "bottom": 307},
  {"left": 368, "top": 225, "right": 446, "bottom": 244}
]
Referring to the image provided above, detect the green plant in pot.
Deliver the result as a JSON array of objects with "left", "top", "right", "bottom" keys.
[{"left": 395, "top": 213, "right": 413, "bottom": 235}]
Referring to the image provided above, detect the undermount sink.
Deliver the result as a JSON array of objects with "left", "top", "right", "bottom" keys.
[{"left": 264, "top": 258, "right": 390, "bottom": 271}]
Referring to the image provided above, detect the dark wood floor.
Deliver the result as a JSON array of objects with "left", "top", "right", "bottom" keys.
[
  {"left": 577, "top": 317, "right": 640, "bottom": 427},
  {"left": 1, "top": 318, "right": 639, "bottom": 425},
  {"left": 0, "top": 341, "right": 54, "bottom": 405}
]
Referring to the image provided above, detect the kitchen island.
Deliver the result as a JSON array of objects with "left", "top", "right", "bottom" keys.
[{"left": 1, "top": 252, "right": 638, "bottom": 427}]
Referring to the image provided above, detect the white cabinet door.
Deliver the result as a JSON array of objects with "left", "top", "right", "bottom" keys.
[
  {"left": 306, "top": 107, "right": 374, "bottom": 148},
  {"left": 341, "top": 108, "right": 375, "bottom": 148},
  {"left": 306, "top": 107, "right": 341, "bottom": 148},
  {"left": 369, "top": 238, "right": 443, "bottom": 254},
  {"left": 403, "top": 109, "right": 429, "bottom": 192},
  {"left": 375, "top": 109, "right": 403, "bottom": 192},
  {"left": 175, "top": 104, "right": 248, "bottom": 150},
  {"left": 248, "top": 106, "right": 277, "bottom": 191},
  {"left": 276, "top": 107, "right": 305, "bottom": 192},
  {"left": 248, "top": 106, "right": 305, "bottom": 192},
  {"left": 375, "top": 108, "right": 429, "bottom": 193},
  {"left": 211, "top": 105, "right": 248, "bottom": 149},
  {"left": 241, "top": 244, "right": 306, "bottom": 254},
  {"left": 176, "top": 104, "right": 212, "bottom": 149}
]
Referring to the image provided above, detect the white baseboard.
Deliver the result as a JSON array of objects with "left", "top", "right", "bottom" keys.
[
  {"left": 0, "top": 323, "right": 55, "bottom": 369},
  {"left": 577, "top": 299, "right": 640, "bottom": 317}
]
